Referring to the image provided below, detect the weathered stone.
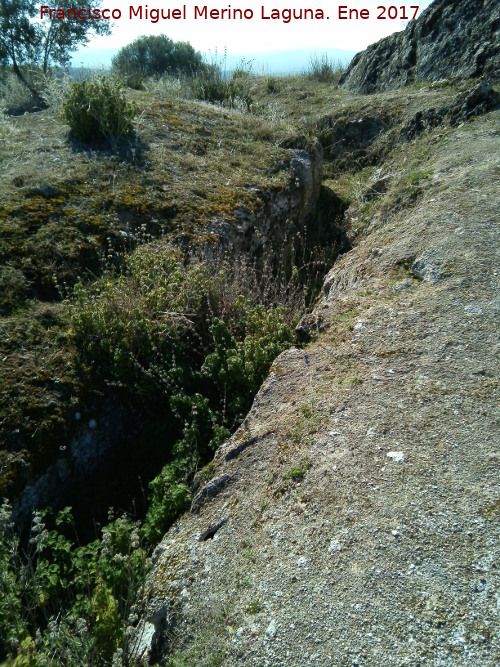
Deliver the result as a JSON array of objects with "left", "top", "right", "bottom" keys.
[
  {"left": 190, "top": 473, "right": 233, "bottom": 512},
  {"left": 295, "top": 313, "right": 325, "bottom": 343},
  {"left": 411, "top": 251, "right": 444, "bottom": 284},
  {"left": 317, "top": 115, "right": 387, "bottom": 167},
  {"left": 340, "top": 0, "right": 500, "bottom": 93},
  {"left": 400, "top": 81, "right": 500, "bottom": 140},
  {"left": 201, "top": 140, "right": 324, "bottom": 262},
  {"left": 27, "top": 184, "right": 64, "bottom": 199}
]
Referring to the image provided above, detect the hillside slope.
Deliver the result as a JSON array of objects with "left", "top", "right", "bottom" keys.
[{"left": 132, "top": 106, "right": 500, "bottom": 665}]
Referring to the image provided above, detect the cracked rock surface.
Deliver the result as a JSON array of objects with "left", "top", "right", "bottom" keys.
[{"left": 132, "top": 110, "right": 500, "bottom": 666}]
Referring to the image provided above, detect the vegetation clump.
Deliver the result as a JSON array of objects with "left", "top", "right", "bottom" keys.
[
  {"left": 112, "top": 34, "right": 205, "bottom": 81},
  {"left": 308, "top": 53, "right": 345, "bottom": 83},
  {"left": 0, "top": 243, "right": 305, "bottom": 663},
  {"left": 62, "top": 77, "right": 137, "bottom": 145},
  {"left": 0, "top": 501, "right": 148, "bottom": 665},
  {"left": 191, "top": 70, "right": 253, "bottom": 110},
  {"left": 69, "top": 245, "right": 297, "bottom": 543}
]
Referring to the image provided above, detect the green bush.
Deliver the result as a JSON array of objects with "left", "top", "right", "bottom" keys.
[
  {"left": 191, "top": 69, "right": 253, "bottom": 110},
  {"left": 123, "top": 72, "right": 145, "bottom": 91},
  {"left": 202, "top": 303, "right": 293, "bottom": 418},
  {"left": 142, "top": 461, "right": 192, "bottom": 545},
  {"left": 0, "top": 502, "right": 147, "bottom": 665},
  {"left": 69, "top": 245, "right": 295, "bottom": 542},
  {"left": 62, "top": 77, "right": 137, "bottom": 145},
  {"left": 112, "top": 34, "right": 205, "bottom": 79}
]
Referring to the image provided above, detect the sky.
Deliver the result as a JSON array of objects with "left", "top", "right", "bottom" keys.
[{"left": 71, "top": 0, "right": 435, "bottom": 70}]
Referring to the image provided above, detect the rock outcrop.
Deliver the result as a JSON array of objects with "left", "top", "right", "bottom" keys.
[
  {"left": 340, "top": 0, "right": 500, "bottom": 93},
  {"left": 399, "top": 80, "right": 500, "bottom": 140},
  {"left": 130, "top": 101, "right": 500, "bottom": 666}
]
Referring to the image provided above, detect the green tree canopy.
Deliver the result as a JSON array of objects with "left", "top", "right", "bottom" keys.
[
  {"left": 0, "top": 0, "right": 111, "bottom": 92},
  {"left": 112, "top": 34, "right": 205, "bottom": 78},
  {"left": 37, "top": 0, "right": 111, "bottom": 73},
  {"left": 0, "top": 0, "right": 38, "bottom": 86}
]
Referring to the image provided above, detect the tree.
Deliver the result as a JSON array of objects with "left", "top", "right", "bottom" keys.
[
  {"left": 37, "top": 0, "right": 111, "bottom": 74},
  {"left": 0, "top": 0, "right": 111, "bottom": 95},
  {"left": 0, "top": 0, "right": 39, "bottom": 94},
  {"left": 112, "top": 34, "right": 205, "bottom": 79}
]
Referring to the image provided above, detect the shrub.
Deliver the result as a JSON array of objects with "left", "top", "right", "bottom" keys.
[
  {"left": 62, "top": 77, "right": 136, "bottom": 145},
  {"left": 142, "top": 462, "right": 192, "bottom": 545},
  {"left": 112, "top": 34, "right": 204, "bottom": 79},
  {"left": 202, "top": 304, "right": 293, "bottom": 419},
  {"left": 70, "top": 245, "right": 297, "bottom": 541},
  {"left": 39, "top": 70, "right": 74, "bottom": 109},
  {"left": 191, "top": 68, "right": 253, "bottom": 110},
  {"left": 308, "top": 53, "right": 345, "bottom": 83},
  {"left": 0, "top": 70, "right": 39, "bottom": 115},
  {"left": 0, "top": 501, "right": 147, "bottom": 665}
]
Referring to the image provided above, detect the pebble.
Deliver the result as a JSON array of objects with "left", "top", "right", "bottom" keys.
[
  {"left": 265, "top": 620, "right": 276, "bottom": 639},
  {"left": 387, "top": 451, "right": 405, "bottom": 463},
  {"left": 329, "top": 539, "right": 341, "bottom": 552}
]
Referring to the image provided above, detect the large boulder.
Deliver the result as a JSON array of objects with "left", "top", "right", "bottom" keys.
[{"left": 340, "top": 0, "right": 500, "bottom": 93}]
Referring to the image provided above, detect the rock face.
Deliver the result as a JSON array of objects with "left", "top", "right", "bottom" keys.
[
  {"left": 130, "top": 104, "right": 500, "bottom": 666},
  {"left": 340, "top": 0, "right": 500, "bottom": 93},
  {"left": 201, "top": 139, "right": 325, "bottom": 262}
]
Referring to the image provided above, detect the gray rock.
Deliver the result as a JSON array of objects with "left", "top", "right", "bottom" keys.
[
  {"left": 128, "top": 600, "right": 170, "bottom": 665},
  {"left": 317, "top": 115, "right": 387, "bottom": 168},
  {"left": 400, "top": 82, "right": 500, "bottom": 140},
  {"left": 27, "top": 184, "right": 64, "bottom": 199},
  {"left": 191, "top": 473, "right": 233, "bottom": 512},
  {"left": 340, "top": 0, "right": 500, "bottom": 93},
  {"left": 411, "top": 251, "right": 445, "bottom": 284}
]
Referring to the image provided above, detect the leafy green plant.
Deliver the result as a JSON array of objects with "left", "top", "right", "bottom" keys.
[
  {"left": 202, "top": 304, "right": 293, "bottom": 421},
  {"left": 62, "top": 77, "right": 137, "bottom": 145},
  {"left": 142, "top": 462, "right": 192, "bottom": 545},
  {"left": 0, "top": 501, "right": 147, "bottom": 665},
  {"left": 285, "top": 460, "right": 311, "bottom": 482}
]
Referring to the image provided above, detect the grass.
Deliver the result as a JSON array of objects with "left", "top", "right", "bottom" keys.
[
  {"left": 0, "top": 69, "right": 469, "bottom": 520},
  {"left": 0, "top": 82, "right": 293, "bottom": 502},
  {"left": 0, "top": 65, "right": 489, "bottom": 667}
]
